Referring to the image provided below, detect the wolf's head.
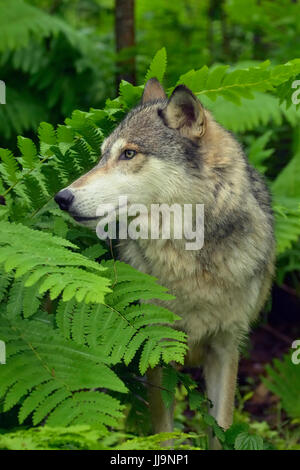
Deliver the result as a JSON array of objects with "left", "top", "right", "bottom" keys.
[{"left": 54, "top": 78, "right": 238, "bottom": 227}]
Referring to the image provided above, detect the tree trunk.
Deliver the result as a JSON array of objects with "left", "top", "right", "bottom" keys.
[{"left": 115, "top": 0, "right": 136, "bottom": 88}]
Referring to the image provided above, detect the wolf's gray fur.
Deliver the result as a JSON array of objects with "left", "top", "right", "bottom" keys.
[{"left": 55, "top": 78, "right": 275, "bottom": 442}]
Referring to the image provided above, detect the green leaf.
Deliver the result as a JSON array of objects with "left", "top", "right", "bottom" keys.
[
  {"left": 162, "top": 366, "right": 178, "bottom": 409},
  {"left": 17, "top": 136, "right": 39, "bottom": 170},
  {"left": 145, "top": 47, "right": 167, "bottom": 84},
  {"left": 119, "top": 81, "right": 143, "bottom": 109},
  {"left": 234, "top": 432, "right": 264, "bottom": 450}
]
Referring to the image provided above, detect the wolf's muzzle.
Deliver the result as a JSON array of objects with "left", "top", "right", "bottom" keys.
[{"left": 54, "top": 189, "right": 74, "bottom": 211}]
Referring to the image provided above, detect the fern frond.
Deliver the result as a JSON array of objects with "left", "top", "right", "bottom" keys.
[
  {"left": 119, "top": 80, "right": 144, "bottom": 109},
  {"left": 22, "top": 281, "right": 43, "bottom": 318},
  {"left": 0, "top": 314, "right": 126, "bottom": 427},
  {"left": 22, "top": 173, "right": 50, "bottom": 210},
  {"left": 0, "top": 267, "right": 11, "bottom": 302},
  {"left": 247, "top": 131, "right": 274, "bottom": 174},
  {"left": 54, "top": 260, "right": 187, "bottom": 373},
  {"left": 0, "top": 0, "right": 95, "bottom": 55},
  {"left": 38, "top": 122, "right": 57, "bottom": 155},
  {"left": 178, "top": 60, "right": 300, "bottom": 104},
  {"left": 272, "top": 151, "right": 300, "bottom": 253},
  {"left": 56, "top": 125, "right": 75, "bottom": 156},
  {"left": 201, "top": 92, "right": 287, "bottom": 133},
  {"left": 81, "top": 243, "right": 107, "bottom": 260},
  {"left": 0, "top": 221, "right": 111, "bottom": 304},
  {"left": 0, "top": 86, "right": 46, "bottom": 139},
  {"left": 0, "top": 148, "right": 20, "bottom": 186},
  {"left": 65, "top": 110, "right": 103, "bottom": 154},
  {"left": 273, "top": 198, "right": 300, "bottom": 254},
  {"left": 145, "top": 47, "right": 167, "bottom": 83},
  {"left": 263, "top": 353, "right": 300, "bottom": 419},
  {"left": 162, "top": 366, "right": 178, "bottom": 408},
  {"left": 46, "top": 391, "right": 123, "bottom": 428},
  {"left": 6, "top": 276, "right": 30, "bottom": 318},
  {"left": 17, "top": 136, "right": 39, "bottom": 170}
]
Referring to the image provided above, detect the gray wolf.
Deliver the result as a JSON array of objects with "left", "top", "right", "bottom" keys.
[{"left": 55, "top": 78, "right": 275, "bottom": 442}]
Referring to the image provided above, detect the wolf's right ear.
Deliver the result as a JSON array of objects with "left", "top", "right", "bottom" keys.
[{"left": 142, "top": 78, "right": 166, "bottom": 104}]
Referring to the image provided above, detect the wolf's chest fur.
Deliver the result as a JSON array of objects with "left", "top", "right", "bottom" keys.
[{"left": 119, "top": 209, "right": 273, "bottom": 346}]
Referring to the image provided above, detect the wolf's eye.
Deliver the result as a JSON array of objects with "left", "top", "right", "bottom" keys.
[{"left": 120, "top": 149, "right": 136, "bottom": 160}]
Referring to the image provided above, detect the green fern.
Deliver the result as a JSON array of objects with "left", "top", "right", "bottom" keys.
[
  {"left": 55, "top": 259, "right": 187, "bottom": 374},
  {"left": 272, "top": 150, "right": 300, "bottom": 254},
  {"left": 0, "top": 425, "right": 108, "bottom": 450},
  {"left": 273, "top": 198, "right": 300, "bottom": 254},
  {"left": 272, "top": 151, "right": 300, "bottom": 199},
  {"left": 145, "top": 47, "right": 167, "bottom": 83},
  {"left": 0, "top": 312, "right": 126, "bottom": 429},
  {"left": 263, "top": 353, "right": 300, "bottom": 419},
  {"left": 200, "top": 92, "right": 300, "bottom": 133},
  {"left": 0, "top": 221, "right": 111, "bottom": 305},
  {"left": 0, "top": 426, "right": 201, "bottom": 450},
  {"left": 247, "top": 131, "right": 274, "bottom": 174},
  {"left": 0, "top": 0, "right": 109, "bottom": 140},
  {"left": 0, "top": 223, "right": 187, "bottom": 427},
  {"left": 177, "top": 60, "right": 300, "bottom": 104},
  {"left": 0, "top": 0, "right": 93, "bottom": 55},
  {"left": 0, "top": 422, "right": 267, "bottom": 450}
]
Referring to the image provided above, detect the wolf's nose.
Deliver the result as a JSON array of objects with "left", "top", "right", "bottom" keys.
[{"left": 54, "top": 189, "right": 74, "bottom": 211}]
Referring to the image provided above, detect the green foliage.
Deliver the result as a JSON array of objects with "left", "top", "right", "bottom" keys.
[
  {"left": 247, "top": 131, "right": 274, "bottom": 174},
  {"left": 0, "top": 418, "right": 266, "bottom": 451},
  {"left": 145, "top": 47, "right": 167, "bottom": 83},
  {"left": 0, "top": 314, "right": 126, "bottom": 428},
  {"left": 0, "top": 227, "right": 187, "bottom": 428},
  {"left": 0, "top": 44, "right": 300, "bottom": 449},
  {"left": 177, "top": 60, "right": 300, "bottom": 104},
  {"left": 0, "top": 0, "right": 114, "bottom": 142},
  {"left": 233, "top": 431, "right": 264, "bottom": 450},
  {"left": 0, "top": 425, "right": 108, "bottom": 450},
  {"left": 115, "top": 431, "right": 200, "bottom": 450},
  {"left": 56, "top": 260, "right": 187, "bottom": 373},
  {"left": 0, "top": 426, "right": 202, "bottom": 450},
  {"left": 0, "top": 0, "right": 83, "bottom": 53},
  {"left": 263, "top": 353, "right": 300, "bottom": 420},
  {"left": 224, "top": 0, "right": 300, "bottom": 64},
  {"left": 159, "top": 367, "right": 265, "bottom": 450},
  {"left": 202, "top": 91, "right": 300, "bottom": 135},
  {"left": 271, "top": 142, "right": 300, "bottom": 254},
  {"left": 0, "top": 222, "right": 110, "bottom": 305},
  {"left": 273, "top": 198, "right": 300, "bottom": 255}
]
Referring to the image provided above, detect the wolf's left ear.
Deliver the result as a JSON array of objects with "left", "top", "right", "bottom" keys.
[
  {"left": 142, "top": 78, "right": 167, "bottom": 104},
  {"left": 160, "top": 85, "right": 206, "bottom": 140}
]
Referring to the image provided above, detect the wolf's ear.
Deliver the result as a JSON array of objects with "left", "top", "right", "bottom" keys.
[
  {"left": 160, "top": 85, "right": 206, "bottom": 140},
  {"left": 142, "top": 78, "right": 167, "bottom": 104}
]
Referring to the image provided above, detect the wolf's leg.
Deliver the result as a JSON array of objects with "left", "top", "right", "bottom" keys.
[
  {"left": 147, "top": 367, "right": 174, "bottom": 434},
  {"left": 203, "top": 337, "right": 239, "bottom": 430}
]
